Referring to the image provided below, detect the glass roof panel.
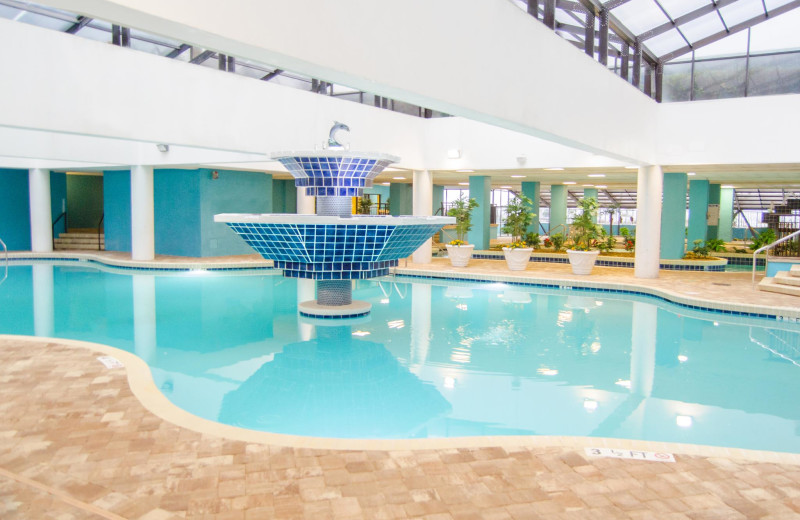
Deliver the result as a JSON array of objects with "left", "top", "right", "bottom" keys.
[
  {"left": 659, "top": 0, "right": 713, "bottom": 20},
  {"left": 678, "top": 11, "right": 724, "bottom": 43},
  {"left": 14, "top": 10, "right": 72, "bottom": 31},
  {"left": 646, "top": 29, "right": 689, "bottom": 55},
  {"left": 73, "top": 25, "right": 111, "bottom": 43},
  {"left": 693, "top": 29, "right": 748, "bottom": 58},
  {"left": 764, "top": 0, "right": 796, "bottom": 9},
  {"left": 749, "top": 8, "right": 800, "bottom": 52},
  {"left": 555, "top": 8, "right": 581, "bottom": 26},
  {"left": 719, "top": 0, "right": 766, "bottom": 27},
  {"left": 611, "top": 0, "right": 671, "bottom": 34}
]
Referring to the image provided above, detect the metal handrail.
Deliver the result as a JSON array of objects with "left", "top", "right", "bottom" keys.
[
  {"left": 52, "top": 211, "right": 66, "bottom": 249},
  {"left": 752, "top": 228, "right": 800, "bottom": 285},
  {"left": 97, "top": 213, "right": 105, "bottom": 251},
  {"left": 0, "top": 237, "right": 8, "bottom": 286},
  {"left": 547, "top": 224, "right": 568, "bottom": 237}
]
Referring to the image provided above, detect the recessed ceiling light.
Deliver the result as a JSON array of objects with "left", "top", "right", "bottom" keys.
[
  {"left": 582, "top": 184, "right": 594, "bottom": 187},
  {"left": 458, "top": 182, "right": 469, "bottom": 186},
  {"left": 563, "top": 181, "right": 576, "bottom": 185},
  {"left": 383, "top": 167, "right": 404, "bottom": 172},
  {"left": 511, "top": 175, "right": 526, "bottom": 178},
  {"left": 500, "top": 185, "right": 512, "bottom": 189},
  {"left": 687, "top": 172, "right": 696, "bottom": 176},
  {"left": 381, "top": 182, "right": 390, "bottom": 186},
  {"left": 595, "top": 185, "right": 607, "bottom": 188},
  {"left": 392, "top": 176, "right": 406, "bottom": 180},
  {"left": 545, "top": 167, "right": 564, "bottom": 171},
  {"left": 625, "top": 166, "right": 638, "bottom": 169},
  {"left": 588, "top": 174, "right": 606, "bottom": 178},
  {"left": 722, "top": 185, "right": 735, "bottom": 189},
  {"left": 456, "top": 169, "right": 474, "bottom": 173}
]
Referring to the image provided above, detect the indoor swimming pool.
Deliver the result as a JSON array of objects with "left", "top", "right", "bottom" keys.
[{"left": 0, "top": 261, "right": 798, "bottom": 452}]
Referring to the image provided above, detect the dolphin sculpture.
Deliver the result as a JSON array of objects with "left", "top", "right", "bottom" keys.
[{"left": 327, "top": 121, "right": 350, "bottom": 149}]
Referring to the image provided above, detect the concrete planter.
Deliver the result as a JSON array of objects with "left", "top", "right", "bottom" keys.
[
  {"left": 566, "top": 249, "right": 600, "bottom": 275},
  {"left": 446, "top": 244, "right": 474, "bottom": 267},
  {"left": 502, "top": 247, "right": 533, "bottom": 271}
]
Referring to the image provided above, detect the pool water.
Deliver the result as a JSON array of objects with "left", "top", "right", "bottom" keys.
[{"left": 1, "top": 262, "right": 798, "bottom": 452}]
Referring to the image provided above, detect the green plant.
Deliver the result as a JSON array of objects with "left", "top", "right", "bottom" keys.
[
  {"left": 447, "top": 196, "right": 479, "bottom": 243},
  {"left": 750, "top": 228, "right": 777, "bottom": 251},
  {"left": 569, "top": 197, "right": 602, "bottom": 251},
  {"left": 596, "top": 230, "right": 616, "bottom": 253},
  {"left": 501, "top": 194, "right": 535, "bottom": 244},
  {"left": 705, "top": 238, "right": 726, "bottom": 252},
  {"left": 690, "top": 239, "right": 709, "bottom": 258},
  {"left": 620, "top": 227, "right": 635, "bottom": 251},
  {"left": 524, "top": 232, "right": 541, "bottom": 249},
  {"left": 550, "top": 233, "right": 565, "bottom": 252},
  {"left": 357, "top": 196, "right": 373, "bottom": 215}
]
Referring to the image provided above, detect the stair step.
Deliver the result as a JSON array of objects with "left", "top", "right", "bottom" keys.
[
  {"left": 54, "top": 244, "right": 104, "bottom": 251},
  {"left": 59, "top": 233, "right": 104, "bottom": 239},
  {"left": 775, "top": 271, "right": 800, "bottom": 286},
  {"left": 790, "top": 265, "right": 800, "bottom": 277},
  {"left": 54, "top": 238, "right": 104, "bottom": 245},
  {"left": 758, "top": 277, "right": 800, "bottom": 297}
]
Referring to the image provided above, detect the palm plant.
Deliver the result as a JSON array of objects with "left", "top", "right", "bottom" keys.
[{"left": 447, "top": 196, "right": 479, "bottom": 244}]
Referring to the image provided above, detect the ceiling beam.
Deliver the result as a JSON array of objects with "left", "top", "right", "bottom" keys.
[
  {"left": 556, "top": 22, "right": 625, "bottom": 45},
  {"left": 576, "top": 0, "right": 659, "bottom": 66},
  {"left": 166, "top": 43, "right": 190, "bottom": 59},
  {"left": 603, "top": 0, "right": 632, "bottom": 9},
  {"left": 639, "top": 0, "right": 740, "bottom": 42},
  {"left": 260, "top": 68, "right": 284, "bottom": 81},
  {"left": 189, "top": 49, "right": 214, "bottom": 64},
  {"left": 65, "top": 15, "right": 92, "bottom": 34},
  {"left": 659, "top": 0, "right": 800, "bottom": 62}
]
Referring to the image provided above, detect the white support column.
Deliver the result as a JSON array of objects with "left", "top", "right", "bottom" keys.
[
  {"left": 28, "top": 168, "right": 53, "bottom": 252},
  {"left": 412, "top": 169, "right": 433, "bottom": 264},
  {"left": 296, "top": 187, "right": 315, "bottom": 215},
  {"left": 634, "top": 165, "right": 663, "bottom": 279},
  {"left": 131, "top": 165, "right": 155, "bottom": 261}
]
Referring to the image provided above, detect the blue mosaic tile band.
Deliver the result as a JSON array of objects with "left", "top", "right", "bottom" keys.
[
  {"left": 277, "top": 156, "right": 394, "bottom": 197},
  {"left": 227, "top": 222, "right": 443, "bottom": 280}
]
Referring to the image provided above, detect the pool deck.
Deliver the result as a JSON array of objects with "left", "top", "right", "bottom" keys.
[{"left": 1, "top": 252, "right": 800, "bottom": 519}]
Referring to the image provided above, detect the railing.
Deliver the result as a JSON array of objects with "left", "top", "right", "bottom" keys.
[
  {"left": 0, "top": 236, "right": 8, "bottom": 286},
  {"left": 753, "top": 228, "right": 800, "bottom": 285},
  {"left": 52, "top": 211, "right": 66, "bottom": 250},
  {"left": 97, "top": 213, "right": 105, "bottom": 251}
]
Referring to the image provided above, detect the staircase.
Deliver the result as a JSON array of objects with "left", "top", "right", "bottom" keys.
[
  {"left": 758, "top": 265, "right": 800, "bottom": 297},
  {"left": 53, "top": 231, "right": 104, "bottom": 251}
]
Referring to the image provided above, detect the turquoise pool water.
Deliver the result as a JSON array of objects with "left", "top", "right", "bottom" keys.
[{"left": 1, "top": 261, "right": 799, "bottom": 452}]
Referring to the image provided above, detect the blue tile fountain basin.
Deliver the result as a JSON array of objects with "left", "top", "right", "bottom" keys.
[
  {"left": 215, "top": 214, "right": 454, "bottom": 279},
  {"left": 272, "top": 151, "right": 400, "bottom": 197}
]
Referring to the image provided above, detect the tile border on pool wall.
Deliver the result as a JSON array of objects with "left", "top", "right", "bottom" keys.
[
  {"left": 391, "top": 268, "right": 800, "bottom": 321},
  {"left": 3, "top": 334, "right": 798, "bottom": 463}
]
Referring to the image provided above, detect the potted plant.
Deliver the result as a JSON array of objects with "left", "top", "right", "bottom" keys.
[
  {"left": 566, "top": 197, "right": 602, "bottom": 275},
  {"left": 501, "top": 194, "right": 535, "bottom": 271},
  {"left": 445, "top": 196, "right": 479, "bottom": 267}
]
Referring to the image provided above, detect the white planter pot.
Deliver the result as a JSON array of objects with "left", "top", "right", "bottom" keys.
[
  {"left": 446, "top": 244, "right": 474, "bottom": 267},
  {"left": 566, "top": 249, "right": 600, "bottom": 275},
  {"left": 502, "top": 247, "right": 533, "bottom": 271}
]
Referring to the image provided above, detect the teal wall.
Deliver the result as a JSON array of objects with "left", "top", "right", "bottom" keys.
[
  {"left": 154, "top": 169, "right": 202, "bottom": 257},
  {"left": 0, "top": 169, "right": 31, "bottom": 250},
  {"left": 687, "top": 180, "right": 709, "bottom": 245},
  {"left": 521, "top": 181, "right": 541, "bottom": 234},
  {"left": 199, "top": 169, "right": 273, "bottom": 257},
  {"left": 707, "top": 183, "right": 721, "bottom": 239},
  {"left": 468, "top": 176, "right": 491, "bottom": 249},
  {"left": 103, "top": 170, "right": 131, "bottom": 252},
  {"left": 272, "top": 179, "right": 297, "bottom": 214},
  {"left": 718, "top": 187, "right": 734, "bottom": 242},
  {"left": 389, "top": 183, "right": 412, "bottom": 216},
  {"left": 660, "top": 173, "right": 688, "bottom": 259},
  {"left": 433, "top": 184, "right": 444, "bottom": 215},
  {"left": 66, "top": 174, "right": 103, "bottom": 229},
  {"left": 50, "top": 172, "right": 67, "bottom": 237},
  {"left": 549, "top": 185, "right": 568, "bottom": 235}
]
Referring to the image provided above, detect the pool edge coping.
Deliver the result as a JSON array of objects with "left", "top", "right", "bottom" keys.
[{"left": 5, "top": 335, "right": 799, "bottom": 464}]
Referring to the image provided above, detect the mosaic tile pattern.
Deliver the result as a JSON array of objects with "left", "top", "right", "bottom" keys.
[
  {"left": 226, "top": 222, "right": 442, "bottom": 279},
  {"left": 277, "top": 156, "right": 393, "bottom": 197}
]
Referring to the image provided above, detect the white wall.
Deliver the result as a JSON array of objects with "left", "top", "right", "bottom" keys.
[
  {"left": 657, "top": 94, "right": 800, "bottom": 165},
  {"left": 36, "top": 0, "right": 659, "bottom": 164}
]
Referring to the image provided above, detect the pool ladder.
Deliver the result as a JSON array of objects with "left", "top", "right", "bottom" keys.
[{"left": 0, "top": 237, "right": 7, "bottom": 286}]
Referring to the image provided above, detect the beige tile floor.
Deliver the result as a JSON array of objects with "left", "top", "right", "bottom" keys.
[{"left": 1, "top": 252, "right": 800, "bottom": 519}]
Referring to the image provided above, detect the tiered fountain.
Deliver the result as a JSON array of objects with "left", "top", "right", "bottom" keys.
[{"left": 215, "top": 124, "right": 453, "bottom": 318}]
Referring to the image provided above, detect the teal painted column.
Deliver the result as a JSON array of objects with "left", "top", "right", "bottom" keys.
[
  {"left": 583, "top": 188, "right": 598, "bottom": 223},
  {"left": 659, "top": 172, "right": 688, "bottom": 259},
  {"left": 687, "top": 180, "right": 709, "bottom": 245},
  {"left": 707, "top": 183, "right": 721, "bottom": 239},
  {"left": 468, "top": 176, "right": 491, "bottom": 250},
  {"left": 718, "top": 187, "right": 734, "bottom": 242},
  {"left": 433, "top": 184, "right": 444, "bottom": 215},
  {"left": 549, "top": 185, "right": 568, "bottom": 236},
  {"left": 521, "top": 181, "right": 540, "bottom": 234},
  {"left": 389, "top": 183, "right": 412, "bottom": 216}
]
